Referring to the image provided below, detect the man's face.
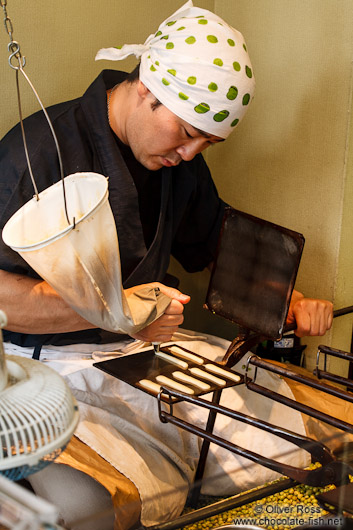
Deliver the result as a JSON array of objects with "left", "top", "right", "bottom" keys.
[{"left": 124, "top": 83, "right": 224, "bottom": 171}]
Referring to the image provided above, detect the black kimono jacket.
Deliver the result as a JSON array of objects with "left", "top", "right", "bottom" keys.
[{"left": 0, "top": 70, "right": 225, "bottom": 347}]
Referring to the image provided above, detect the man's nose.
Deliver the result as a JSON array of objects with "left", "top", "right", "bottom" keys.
[{"left": 176, "top": 139, "right": 207, "bottom": 161}]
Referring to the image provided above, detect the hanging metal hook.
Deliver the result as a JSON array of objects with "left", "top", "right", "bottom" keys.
[{"left": 7, "top": 40, "right": 25, "bottom": 69}]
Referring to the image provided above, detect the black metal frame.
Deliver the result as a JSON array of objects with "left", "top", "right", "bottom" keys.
[{"left": 157, "top": 385, "right": 352, "bottom": 486}]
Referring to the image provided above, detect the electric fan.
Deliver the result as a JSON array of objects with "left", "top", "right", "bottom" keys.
[{"left": 0, "top": 310, "right": 79, "bottom": 481}]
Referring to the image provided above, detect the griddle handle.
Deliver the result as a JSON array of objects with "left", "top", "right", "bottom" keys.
[
  {"left": 221, "top": 305, "right": 353, "bottom": 370},
  {"left": 283, "top": 305, "right": 353, "bottom": 334}
]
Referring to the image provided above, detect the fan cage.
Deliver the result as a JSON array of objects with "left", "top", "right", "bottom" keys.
[{"left": 0, "top": 355, "right": 79, "bottom": 479}]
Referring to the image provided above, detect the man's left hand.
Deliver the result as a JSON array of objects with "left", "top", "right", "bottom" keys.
[{"left": 286, "top": 290, "right": 333, "bottom": 337}]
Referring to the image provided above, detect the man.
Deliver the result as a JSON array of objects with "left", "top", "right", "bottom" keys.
[{"left": 0, "top": 1, "right": 332, "bottom": 529}]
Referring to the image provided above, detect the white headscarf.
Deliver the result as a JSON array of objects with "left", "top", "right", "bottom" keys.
[{"left": 96, "top": 1, "right": 255, "bottom": 138}]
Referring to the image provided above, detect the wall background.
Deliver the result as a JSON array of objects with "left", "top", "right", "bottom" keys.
[{"left": 1, "top": 1, "right": 353, "bottom": 373}]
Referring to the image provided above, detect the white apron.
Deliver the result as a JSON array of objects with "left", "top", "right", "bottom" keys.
[{"left": 5, "top": 329, "right": 311, "bottom": 526}]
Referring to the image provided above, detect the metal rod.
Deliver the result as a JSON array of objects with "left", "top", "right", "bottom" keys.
[
  {"left": 17, "top": 65, "right": 72, "bottom": 226},
  {"left": 247, "top": 356, "right": 353, "bottom": 404},
  {"left": 318, "top": 345, "right": 353, "bottom": 363},
  {"left": 330, "top": 306, "right": 353, "bottom": 319},
  {"left": 157, "top": 387, "right": 352, "bottom": 484},
  {"left": 15, "top": 69, "right": 39, "bottom": 200},
  {"left": 314, "top": 370, "right": 353, "bottom": 391},
  {"left": 284, "top": 306, "right": 353, "bottom": 334},
  {"left": 142, "top": 477, "right": 297, "bottom": 530},
  {"left": 160, "top": 410, "right": 297, "bottom": 479},
  {"left": 246, "top": 380, "right": 353, "bottom": 434},
  {"left": 159, "top": 387, "right": 333, "bottom": 465},
  {"left": 187, "top": 389, "right": 222, "bottom": 508}
]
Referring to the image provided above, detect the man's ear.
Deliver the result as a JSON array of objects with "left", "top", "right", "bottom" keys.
[{"left": 136, "top": 80, "right": 150, "bottom": 100}]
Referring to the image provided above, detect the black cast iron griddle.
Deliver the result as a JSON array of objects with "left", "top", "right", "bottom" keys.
[
  {"left": 94, "top": 344, "right": 244, "bottom": 402},
  {"left": 94, "top": 206, "right": 304, "bottom": 396},
  {"left": 205, "top": 206, "right": 305, "bottom": 340}
]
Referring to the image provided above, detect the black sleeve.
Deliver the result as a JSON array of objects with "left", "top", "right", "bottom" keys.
[
  {"left": 0, "top": 114, "right": 105, "bottom": 347},
  {"left": 0, "top": 100, "right": 92, "bottom": 277},
  {"left": 0, "top": 117, "right": 48, "bottom": 277},
  {"left": 171, "top": 154, "right": 227, "bottom": 272}
]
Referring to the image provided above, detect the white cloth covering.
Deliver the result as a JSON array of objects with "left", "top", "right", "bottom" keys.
[
  {"left": 5, "top": 330, "right": 309, "bottom": 526},
  {"left": 96, "top": 1, "right": 255, "bottom": 138}
]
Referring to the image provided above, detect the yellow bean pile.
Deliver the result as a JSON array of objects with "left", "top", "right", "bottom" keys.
[{"left": 180, "top": 464, "right": 343, "bottom": 530}]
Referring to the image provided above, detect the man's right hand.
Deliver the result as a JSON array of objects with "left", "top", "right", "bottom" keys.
[{"left": 128, "top": 282, "right": 190, "bottom": 343}]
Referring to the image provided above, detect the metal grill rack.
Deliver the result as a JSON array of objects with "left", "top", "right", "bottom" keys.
[{"left": 145, "top": 345, "right": 353, "bottom": 530}]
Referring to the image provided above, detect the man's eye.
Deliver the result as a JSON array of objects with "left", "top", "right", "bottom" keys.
[{"left": 184, "top": 129, "right": 193, "bottom": 138}]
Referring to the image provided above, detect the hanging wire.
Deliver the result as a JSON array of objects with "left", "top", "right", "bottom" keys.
[{"left": 1, "top": 0, "right": 73, "bottom": 226}]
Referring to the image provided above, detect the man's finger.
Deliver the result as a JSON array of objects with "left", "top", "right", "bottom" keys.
[
  {"left": 164, "top": 299, "right": 185, "bottom": 315},
  {"left": 154, "top": 283, "right": 190, "bottom": 304}
]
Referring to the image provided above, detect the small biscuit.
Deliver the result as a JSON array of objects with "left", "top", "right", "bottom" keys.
[
  {"left": 204, "top": 363, "right": 241, "bottom": 382},
  {"left": 156, "top": 375, "right": 194, "bottom": 394},
  {"left": 189, "top": 367, "right": 226, "bottom": 387},
  {"left": 169, "top": 346, "right": 204, "bottom": 365},
  {"left": 138, "top": 379, "right": 161, "bottom": 394},
  {"left": 172, "top": 371, "right": 211, "bottom": 391}
]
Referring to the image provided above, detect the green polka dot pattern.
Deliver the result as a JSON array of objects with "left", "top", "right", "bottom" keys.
[
  {"left": 96, "top": 1, "right": 255, "bottom": 138},
  {"left": 226, "top": 86, "right": 238, "bottom": 100},
  {"left": 208, "top": 82, "right": 218, "bottom": 92},
  {"left": 213, "top": 110, "right": 229, "bottom": 122},
  {"left": 195, "top": 103, "right": 210, "bottom": 114}
]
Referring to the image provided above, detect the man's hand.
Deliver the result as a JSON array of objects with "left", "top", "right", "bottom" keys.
[
  {"left": 128, "top": 283, "right": 190, "bottom": 343},
  {"left": 286, "top": 289, "right": 333, "bottom": 337}
]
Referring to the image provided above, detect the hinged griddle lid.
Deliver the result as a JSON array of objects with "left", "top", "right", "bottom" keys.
[{"left": 205, "top": 206, "right": 305, "bottom": 340}]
